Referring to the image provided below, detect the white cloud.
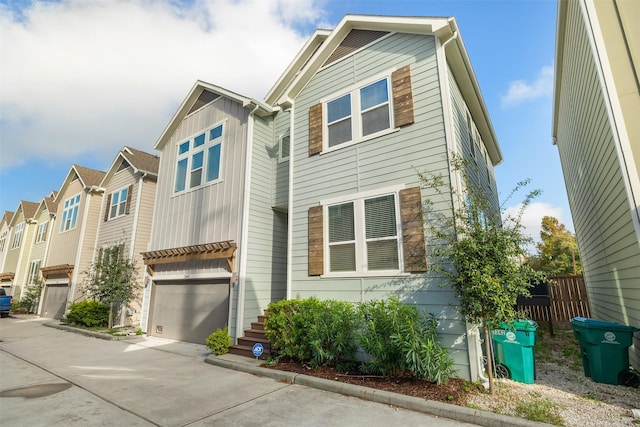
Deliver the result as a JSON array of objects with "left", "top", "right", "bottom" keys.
[
  {"left": 0, "top": 0, "right": 327, "bottom": 169},
  {"left": 501, "top": 65, "right": 553, "bottom": 108},
  {"left": 502, "top": 202, "right": 572, "bottom": 254}
]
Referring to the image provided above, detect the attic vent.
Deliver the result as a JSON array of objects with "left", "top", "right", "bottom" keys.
[
  {"left": 324, "top": 29, "right": 389, "bottom": 66},
  {"left": 117, "top": 160, "right": 131, "bottom": 172},
  {"left": 187, "top": 90, "right": 221, "bottom": 115}
]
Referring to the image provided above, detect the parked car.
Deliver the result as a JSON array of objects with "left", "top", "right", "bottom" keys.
[{"left": 0, "top": 288, "right": 13, "bottom": 318}]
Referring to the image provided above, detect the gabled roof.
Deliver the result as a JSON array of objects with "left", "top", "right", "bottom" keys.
[
  {"left": 100, "top": 146, "right": 160, "bottom": 186},
  {"left": 265, "top": 14, "right": 502, "bottom": 165},
  {"left": 1, "top": 211, "right": 14, "bottom": 228},
  {"left": 34, "top": 195, "right": 57, "bottom": 220},
  {"left": 54, "top": 164, "right": 106, "bottom": 204},
  {"left": 9, "top": 201, "right": 39, "bottom": 226},
  {"left": 155, "top": 81, "right": 275, "bottom": 151}
]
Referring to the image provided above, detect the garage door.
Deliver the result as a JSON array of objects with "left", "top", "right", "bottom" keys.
[
  {"left": 150, "top": 279, "right": 230, "bottom": 344},
  {"left": 42, "top": 284, "right": 69, "bottom": 320}
]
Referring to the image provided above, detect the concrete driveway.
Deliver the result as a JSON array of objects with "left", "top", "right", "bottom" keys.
[{"left": 0, "top": 316, "right": 479, "bottom": 427}]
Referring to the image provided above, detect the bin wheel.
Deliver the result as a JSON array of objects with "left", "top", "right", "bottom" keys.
[{"left": 495, "top": 364, "right": 510, "bottom": 379}]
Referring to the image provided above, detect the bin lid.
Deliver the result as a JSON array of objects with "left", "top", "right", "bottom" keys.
[
  {"left": 496, "top": 320, "right": 538, "bottom": 331},
  {"left": 570, "top": 317, "right": 639, "bottom": 332}
]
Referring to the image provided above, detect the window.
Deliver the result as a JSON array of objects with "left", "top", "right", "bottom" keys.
[
  {"left": 60, "top": 193, "right": 81, "bottom": 232},
  {"left": 35, "top": 222, "right": 48, "bottom": 243},
  {"left": 109, "top": 187, "right": 129, "bottom": 220},
  {"left": 327, "top": 192, "right": 400, "bottom": 273},
  {"left": 11, "top": 223, "right": 24, "bottom": 249},
  {"left": 28, "top": 260, "right": 40, "bottom": 285},
  {"left": 466, "top": 112, "right": 476, "bottom": 159},
  {"left": 309, "top": 186, "right": 426, "bottom": 276},
  {"left": 279, "top": 131, "right": 290, "bottom": 162},
  {"left": 174, "top": 123, "right": 223, "bottom": 193},
  {"left": 0, "top": 231, "right": 7, "bottom": 252},
  {"left": 325, "top": 77, "right": 391, "bottom": 149}
]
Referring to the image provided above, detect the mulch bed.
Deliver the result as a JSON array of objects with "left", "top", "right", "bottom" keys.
[{"left": 262, "top": 360, "right": 480, "bottom": 406}]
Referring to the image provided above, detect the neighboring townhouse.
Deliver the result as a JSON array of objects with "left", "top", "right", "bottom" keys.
[
  {"left": 0, "top": 201, "right": 39, "bottom": 300},
  {"left": 142, "top": 82, "right": 282, "bottom": 345},
  {"left": 552, "top": 0, "right": 640, "bottom": 369},
  {"left": 40, "top": 165, "right": 106, "bottom": 319},
  {"left": 265, "top": 15, "right": 501, "bottom": 381},
  {"left": 0, "top": 211, "right": 15, "bottom": 285},
  {"left": 95, "top": 146, "right": 159, "bottom": 328},
  {"left": 25, "top": 193, "right": 58, "bottom": 313}
]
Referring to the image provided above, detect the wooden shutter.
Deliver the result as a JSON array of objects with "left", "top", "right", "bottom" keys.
[
  {"left": 309, "top": 103, "right": 323, "bottom": 156},
  {"left": 103, "top": 194, "right": 112, "bottom": 222},
  {"left": 308, "top": 206, "right": 324, "bottom": 275},
  {"left": 125, "top": 185, "right": 133, "bottom": 215},
  {"left": 392, "top": 65, "right": 414, "bottom": 127},
  {"left": 400, "top": 187, "right": 427, "bottom": 272}
]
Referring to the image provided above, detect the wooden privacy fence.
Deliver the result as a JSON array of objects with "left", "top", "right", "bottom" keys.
[{"left": 516, "top": 275, "right": 591, "bottom": 329}]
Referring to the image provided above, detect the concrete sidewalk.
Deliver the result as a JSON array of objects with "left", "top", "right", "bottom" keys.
[{"left": 43, "top": 318, "right": 548, "bottom": 427}]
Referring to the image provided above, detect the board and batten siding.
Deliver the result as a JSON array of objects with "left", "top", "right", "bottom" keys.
[
  {"left": 241, "top": 114, "right": 287, "bottom": 330},
  {"left": 555, "top": 0, "right": 640, "bottom": 368},
  {"left": 290, "top": 32, "right": 471, "bottom": 378},
  {"left": 150, "top": 97, "right": 249, "bottom": 254}
]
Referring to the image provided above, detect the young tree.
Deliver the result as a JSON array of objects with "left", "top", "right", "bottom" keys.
[
  {"left": 83, "top": 244, "right": 140, "bottom": 328},
  {"left": 420, "top": 155, "right": 545, "bottom": 394},
  {"left": 528, "top": 216, "right": 581, "bottom": 276}
]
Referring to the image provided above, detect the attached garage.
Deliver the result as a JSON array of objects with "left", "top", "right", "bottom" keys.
[
  {"left": 42, "top": 284, "right": 69, "bottom": 319},
  {"left": 148, "top": 279, "right": 230, "bottom": 344}
]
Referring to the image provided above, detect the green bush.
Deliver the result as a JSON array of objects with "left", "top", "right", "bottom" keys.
[
  {"left": 206, "top": 326, "right": 231, "bottom": 355},
  {"left": 66, "top": 300, "right": 109, "bottom": 327},
  {"left": 265, "top": 298, "right": 358, "bottom": 369},
  {"left": 13, "top": 280, "right": 43, "bottom": 313},
  {"left": 358, "top": 297, "right": 455, "bottom": 383}
]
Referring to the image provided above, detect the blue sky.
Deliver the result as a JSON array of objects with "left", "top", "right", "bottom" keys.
[{"left": 0, "top": 0, "right": 568, "bottom": 247}]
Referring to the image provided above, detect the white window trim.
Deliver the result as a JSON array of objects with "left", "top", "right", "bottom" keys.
[
  {"left": 321, "top": 185, "right": 406, "bottom": 278},
  {"left": 108, "top": 186, "right": 129, "bottom": 220},
  {"left": 28, "top": 260, "right": 41, "bottom": 285},
  {"left": 35, "top": 222, "right": 47, "bottom": 243},
  {"left": 60, "top": 192, "right": 81, "bottom": 233},
  {"left": 172, "top": 119, "right": 226, "bottom": 196},
  {"left": 11, "top": 222, "right": 24, "bottom": 249},
  {"left": 321, "top": 70, "right": 398, "bottom": 154},
  {"left": 278, "top": 130, "right": 290, "bottom": 163}
]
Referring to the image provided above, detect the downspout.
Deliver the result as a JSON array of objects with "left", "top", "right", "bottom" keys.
[
  {"left": 234, "top": 104, "right": 260, "bottom": 342},
  {"left": 286, "top": 102, "right": 294, "bottom": 300}
]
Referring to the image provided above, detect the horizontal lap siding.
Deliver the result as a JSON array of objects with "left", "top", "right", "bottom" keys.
[
  {"left": 556, "top": 1, "right": 640, "bottom": 369},
  {"left": 98, "top": 167, "right": 137, "bottom": 248},
  {"left": 291, "top": 33, "right": 471, "bottom": 378},
  {"left": 243, "top": 114, "right": 287, "bottom": 333},
  {"left": 46, "top": 180, "right": 87, "bottom": 267}
]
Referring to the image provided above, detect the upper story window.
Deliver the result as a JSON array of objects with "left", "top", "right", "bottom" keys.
[
  {"left": 35, "top": 222, "right": 48, "bottom": 243},
  {"left": 174, "top": 123, "right": 224, "bottom": 193},
  {"left": 279, "top": 131, "right": 290, "bottom": 162},
  {"left": 109, "top": 187, "right": 129, "bottom": 220},
  {"left": 60, "top": 193, "right": 81, "bottom": 232},
  {"left": 325, "top": 77, "right": 392, "bottom": 150},
  {"left": 0, "top": 231, "right": 7, "bottom": 252},
  {"left": 309, "top": 65, "right": 414, "bottom": 157},
  {"left": 11, "top": 222, "right": 24, "bottom": 249}
]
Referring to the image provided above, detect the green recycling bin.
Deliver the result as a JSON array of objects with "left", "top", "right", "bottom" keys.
[
  {"left": 491, "top": 320, "right": 538, "bottom": 384},
  {"left": 570, "top": 317, "right": 639, "bottom": 385}
]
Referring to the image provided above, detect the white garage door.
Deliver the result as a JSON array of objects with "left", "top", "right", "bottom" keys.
[
  {"left": 149, "top": 279, "right": 230, "bottom": 344},
  {"left": 42, "top": 284, "right": 69, "bottom": 320}
]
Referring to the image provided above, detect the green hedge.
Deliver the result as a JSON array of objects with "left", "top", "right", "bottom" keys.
[{"left": 66, "top": 300, "right": 109, "bottom": 327}]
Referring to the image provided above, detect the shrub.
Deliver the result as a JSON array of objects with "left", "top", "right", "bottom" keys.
[
  {"left": 358, "top": 297, "right": 455, "bottom": 383},
  {"left": 66, "top": 300, "right": 109, "bottom": 327},
  {"left": 13, "top": 279, "right": 43, "bottom": 313},
  {"left": 206, "top": 326, "right": 231, "bottom": 355},
  {"left": 265, "top": 298, "right": 358, "bottom": 369}
]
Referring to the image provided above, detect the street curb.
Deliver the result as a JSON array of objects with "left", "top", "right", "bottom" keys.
[
  {"left": 43, "top": 321, "right": 144, "bottom": 342},
  {"left": 205, "top": 354, "right": 551, "bottom": 427}
]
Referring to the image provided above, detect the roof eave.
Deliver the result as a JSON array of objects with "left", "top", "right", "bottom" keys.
[{"left": 551, "top": 0, "right": 569, "bottom": 143}]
